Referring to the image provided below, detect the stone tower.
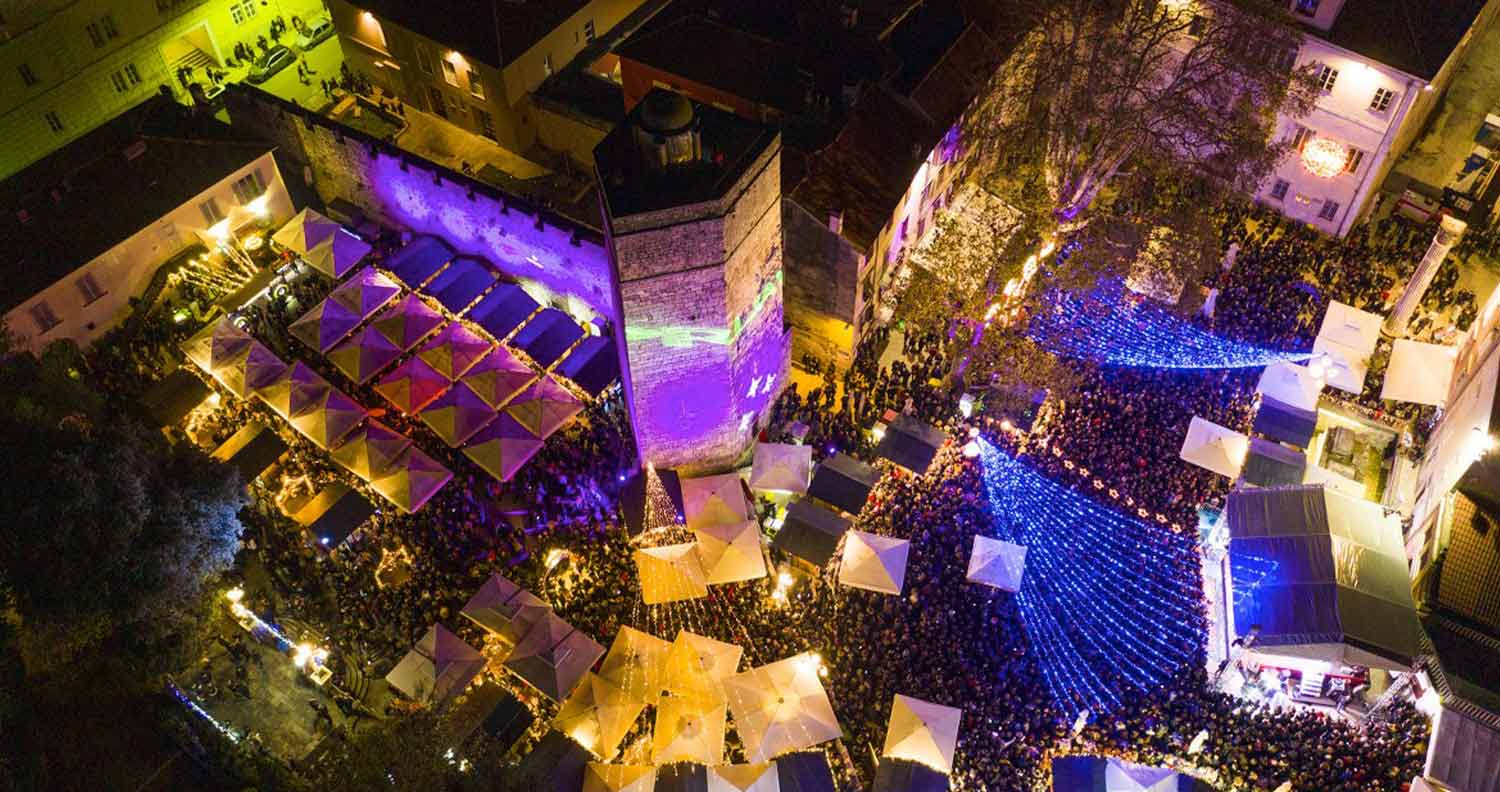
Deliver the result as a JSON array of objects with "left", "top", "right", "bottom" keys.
[{"left": 596, "top": 90, "right": 790, "bottom": 473}]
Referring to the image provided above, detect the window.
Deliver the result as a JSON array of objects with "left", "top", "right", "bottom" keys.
[
  {"left": 447, "top": 94, "right": 466, "bottom": 118},
  {"left": 1187, "top": 15, "right": 1206, "bottom": 38},
  {"left": 86, "top": 22, "right": 103, "bottom": 47},
  {"left": 1270, "top": 179, "right": 1290, "bottom": 200},
  {"left": 1370, "top": 87, "right": 1396, "bottom": 112},
  {"left": 1295, "top": 0, "right": 1320, "bottom": 16},
  {"left": 1291, "top": 124, "right": 1313, "bottom": 150},
  {"left": 29, "top": 302, "right": 60, "bottom": 333},
  {"left": 441, "top": 58, "right": 459, "bottom": 87},
  {"left": 109, "top": 63, "right": 140, "bottom": 93},
  {"left": 415, "top": 46, "right": 434, "bottom": 76},
  {"left": 1344, "top": 147, "right": 1365, "bottom": 174},
  {"left": 230, "top": 0, "right": 256, "bottom": 24},
  {"left": 199, "top": 197, "right": 224, "bottom": 225},
  {"left": 1317, "top": 65, "right": 1338, "bottom": 92},
  {"left": 44, "top": 111, "right": 63, "bottom": 133},
  {"left": 100, "top": 14, "right": 117, "bottom": 39},
  {"left": 583, "top": 20, "right": 596, "bottom": 42},
  {"left": 1318, "top": 200, "right": 1340, "bottom": 221},
  {"left": 18, "top": 62, "right": 37, "bottom": 87},
  {"left": 473, "top": 107, "right": 496, "bottom": 139},
  {"left": 427, "top": 86, "right": 447, "bottom": 118},
  {"left": 231, "top": 168, "right": 266, "bottom": 204},
  {"left": 467, "top": 68, "right": 484, "bottom": 99},
  {"left": 543, "top": 54, "right": 553, "bottom": 77},
  {"left": 76, "top": 273, "right": 106, "bottom": 304}
]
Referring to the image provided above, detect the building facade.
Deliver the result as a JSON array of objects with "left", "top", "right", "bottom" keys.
[{"left": 0, "top": 0, "right": 327, "bottom": 180}]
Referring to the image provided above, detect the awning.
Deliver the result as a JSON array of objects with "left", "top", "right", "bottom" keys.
[
  {"left": 418, "top": 322, "right": 494, "bottom": 380},
  {"left": 421, "top": 255, "right": 497, "bottom": 315},
  {"left": 460, "top": 573, "right": 551, "bottom": 645},
  {"left": 385, "top": 624, "right": 484, "bottom": 706},
  {"left": 599, "top": 626, "right": 672, "bottom": 701},
  {"left": 696, "top": 520, "right": 768, "bottom": 584},
  {"left": 462, "top": 345, "right": 538, "bottom": 409},
  {"left": 1049, "top": 756, "right": 1215, "bottom": 791},
  {"left": 370, "top": 445, "right": 452, "bottom": 513},
  {"left": 682, "top": 473, "right": 752, "bottom": 531},
  {"left": 555, "top": 336, "right": 620, "bottom": 397},
  {"left": 1257, "top": 360, "right": 1323, "bottom": 412},
  {"left": 330, "top": 420, "right": 411, "bottom": 480},
  {"left": 289, "top": 297, "right": 361, "bottom": 353},
  {"left": 142, "top": 369, "right": 210, "bottom": 427},
  {"left": 554, "top": 671, "right": 646, "bottom": 760},
  {"left": 722, "top": 655, "right": 842, "bottom": 762},
  {"left": 1178, "top": 416, "right": 1249, "bottom": 479},
  {"left": 807, "top": 454, "right": 880, "bottom": 515},
  {"left": 775, "top": 752, "right": 836, "bottom": 792},
  {"left": 293, "top": 483, "right": 374, "bottom": 550},
  {"left": 653, "top": 693, "right": 727, "bottom": 765},
  {"left": 1252, "top": 397, "right": 1317, "bottom": 448},
  {"left": 839, "top": 531, "right": 910, "bottom": 595},
  {"left": 1242, "top": 437, "right": 1307, "bottom": 488},
  {"left": 663, "top": 629, "right": 744, "bottom": 702},
  {"left": 328, "top": 266, "right": 401, "bottom": 320},
  {"left": 504, "top": 611, "right": 605, "bottom": 702},
  {"left": 1225, "top": 485, "right": 1421, "bottom": 669},
  {"left": 327, "top": 325, "right": 403, "bottom": 384},
  {"left": 872, "top": 760, "right": 948, "bottom": 792},
  {"left": 874, "top": 415, "right": 949, "bottom": 473},
  {"left": 751, "top": 443, "right": 813, "bottom": 495},
  {"left": 882, "top": 694, "right": 960, "bottom": 775},
  {"left": 210, "top": 421, "right": 287, "bottom": 483},
  {"left": 384, "top": 235, "right": 453, "bottom": 288},
  {"left": 376, "top": 355, "right": 451, "bottom": 414},
  {"left": 635, "top": 543, "right": 709, "bottom": 604},
  {"left": 514, "top": 307, "right": 585, "bottom": 369},
  {"left": 369, "top": 293, "right": 445, "bottom": 352},
  {"left": 966, "top": 535, "right": 1025, "bottom": 592},
  {"left": 773, "top": 500, "right": 850, "bottom": 568},
  {"left": 505, "top": 375, "right": 583, "bottom": 438},
  {"left": 463, "top": 412, "right": 545, "bottom": 482},
  {"left": 468, "top": 282, "right": 541, "bottom": 342},
  {"left": 1383, "top": 338, "right": 1458, "bottom": 406},
  {"left": 419, "top": 381, "right": 497, "bottom": 447},
  {"left": 216, "top": 338, "right": 287, "bottom": 398}
]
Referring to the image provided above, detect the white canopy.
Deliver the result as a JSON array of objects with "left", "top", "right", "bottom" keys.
[
  {"left": 384, "top": 624, "right": 484, "bottom": 705},
  {"left": 722, "top": 653, "right": 842, "bottom": 762},
  {"left": 1382, "top": 338, "right": 1457, "bottom": 406},
  {"left": 838, "top": 531, "right": 910, "bottom": 595},
  {"left": 1313, "top": 335, "right": 1372, "bottom": 394},
  {"left": 682, "top": 473, "right": 752, "bottom": 531},
  {"left": 653, "top": 694, "right": 727, "bottom": 765},
  {"left": 1179, "top": 416, "right": 1249, "bottom": 479},
  {"left": 1318, "top": 301, "right": 1382, "bottom": 360},
  {"left": 553, "top": 671, "right": 646, "bottom": 760},
  {"left": 882, "top": 694, "right": 961, "bottom": 775},
  {"left": 1104, "top": 758, "right": 1186, "bottom": 792},
  {"left": 695, "top": 520, "right": 768, "bottom": 585},
  {"left": 1257, "top": 360, "right": 1323, "bottom": 412},
  {"left": 635, "top": 544, "right": 709, "bottom": 604},
  {"left": 708, "top": 763, "right": 780, "bottom": 792},
  {"left": 966, "top": 535, "right": 1026, "bottom": 592},
  {"left": 664, "top": 629, "right": 743, "bottom": 702},
  {"left": 751, "top": 443, "right": 813, "bottom": 495}
]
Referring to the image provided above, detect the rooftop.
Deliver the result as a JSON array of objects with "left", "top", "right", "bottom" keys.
[
  {"left": 1312, "top": 0, "right": 1489, "bottom": 80},
  {"left": 616, "top": 15, "right": 807, "bottom": 114},
  {"left": 0, "top": 94, "right": 273, "bottom": 313},
  {"left": 595, "top": 90, "right": 778, "bottom": 219},
  {"left": 357, "top": 0, "right": 591, "bottom": 69}
]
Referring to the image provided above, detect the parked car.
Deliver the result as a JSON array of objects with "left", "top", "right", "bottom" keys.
[
  {"left": 296, "top": 17, "right": 335, "bottom": 51},
  {"left": 247, "top": 45, "right": 294, "bottom": 84}
]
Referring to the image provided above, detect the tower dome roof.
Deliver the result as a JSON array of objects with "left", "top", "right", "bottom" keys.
[{"left": 638, "top": 91, "right": 696, "bottom": 136}]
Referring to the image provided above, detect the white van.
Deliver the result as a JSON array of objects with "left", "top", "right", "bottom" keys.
[{"left": 297, "top": 17, "right": 334, "bottom": 51}]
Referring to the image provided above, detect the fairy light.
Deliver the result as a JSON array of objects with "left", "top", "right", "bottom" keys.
[
  {"left": 169, "top": 681, "right": 240, "bottom": 743},
  {"left": 977, "top": 438, "right": 1205, "bottom": 718},
  {"left": 1029, "top": 283, "right": 1311, "bottom": 368},
  {"left": 1301, "top": 137, "right": 1348, "bottom": 179}
]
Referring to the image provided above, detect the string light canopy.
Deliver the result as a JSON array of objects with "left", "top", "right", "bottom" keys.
[
  {"left": 1301, "top": 137, "right": 1348, "bottom": 179},
  {"left": 976, "top": 438, "right": 1205, "bottom": 718}
]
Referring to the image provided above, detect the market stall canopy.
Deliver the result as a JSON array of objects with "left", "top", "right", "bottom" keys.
[
  {"left": 418, "top": 322, "right": 494, "bottom": 381},
  {"left": 875, "top": 415, "right": 950, "bottom": 474},
  {"left": 506, "top": 375, "right": 584, "bottom": 438},
  {"left": 839, "top": 531, "right": 910, "bottom": 595},
  {"left": 303, "top": 225, "right": 372, "bottom": 279},
  {"left": 370, "top": 293, "right": 446, "bottom": 352},
  {"left": 554, "top": 672, "right": 647, "bottom": 760},
  {"left": 636, "top": 543, "right": 710, "bottom": 605},
  {"left": 696, "top": 520, "right": 768, "bottom": 585},
  {"left": 1412, "top": 778, "right": 1464, "bottom": 792},
  {"left": 682, "top": 473, "right": 753, "bottom": 531},
  {"left": 1318, "top": 301, "right": 1382, "bottom": 361},
  {"left": 294, "top": 482, "right": 374, "bottom": 550},
  {"left": 808, "top": 454, "right": 880, "bottom": 515},
  {"left": 709, "top": 763, "right": 780, "bottom": 792},
  {"left": 370, "top": 445, "right": 453, "bottom": 513},
  {"left": 328, "top": 325, "right": 403, "bottom": 384},
  {"left": 657, "top": 764, "right": 711, "bottom": 792},
  {"left": 463, "top": 412, "right": 545, "bottom": 482},
  {"left": 1311, "top": 335, "right": 1370, "bottom": 394},
  {"left": 664, "top": 630, "right": 743, "bottom": 703},
  {"left": 722, "top": 654, "right": 841, "bottom": 762},
  {"left": 482, "top": 689, "right": 535, "bottom": 750},
  {"left": 420, "top": 381, "right": 497, "bottom": 447},
  {"left": 289, "top": 297, "right": 361, "bottom": 353},
  {"left": 872, "top": 759, "right": 947, "bottom": 792},
  {"left": 377, "top": 355, "right": 451, "bottom": 413},
  {"left": 422, "top": 255, "right": 497, "bottom": 315},
  {"left": 775, "top": 751, "right": 836, "bottom": 792},
  {"left": 462, "top": 345, "right": 537, "bottom": 409},
  {"left": 882, "top": 695, "right": 960, "bottom": 775},
  {"left": 289, "top": 387, "right": 366, "bottom": 449},
  {"left": 254, "top": 360, "right": 330, "bottom": 418},
  {"left": 384, "top": 235, "right": 454, "bottom": 289},
  {"left": 210, "top": 421, "right": 287, "bottom": 483},
  {"left": 1242, "top": 437, "right": 1307, "bottom": 488},
  {"left": 142, "top": 368, "right": 210, "bottom": 427},
  {"left": 216, "top": 338, "right": 287, "bottom": 398},
  {"left": 1383, "top": 338, "right": 1458, "bottom": 406},
  {"left": 514, "top": 308, "right": 586, "bottom": 369},
  {"left": 772, "top": 500, "right": 850, "bottom": 568},
  {"left": 384, "top": 624, "right": 485, "bottom": 706},
  {"left": 654, "top": 694, "right": 727, "bottom": 765},
  {"left": 504, "top": 612, "right": 604, "bottom": 702},
  {"left": 460, "top": 573, "right": 551, "bottom": 645},
  {"left": 555, "top": 336, "right": 620, "bottom": 397},
  {"left": 181, "top": 317, "right": 253, "bottom": 381},
  {"left": 584, "top": 764, "right": 657, "bottom": 792},
  {"left": 272, "top": 207, "right": 341, "bottom": 255},
  {"left": 751, "top": 443, "right": 813, "bottom": 495},
  {"left": 1252, "top": 397, "right": 1317, "bottom": 449},
  {"left": 600, "top": 626, "right": 673, "bottom": 701},
  {"left": 468, "top": 282, "right": 541, "bottom": 342},
  {"left": 966, "top": 535, "right": 1025, "bottom": 592},
  {"left": 1178, "top": 416, "right": 1250, "bottom": 479},
  {"left": 1226, "top": 485, "right": 1421, "bottom": 669},
  {"left": 329, "top": 266, "right": 401, "bottom": 320},
  {"left": 330, "top": 420, "right": 411, "bottom": 480},
  {"left": 1049, "top": 756, "right": 1216, "bottom": 791},
  {"left": 1257, "top": 361, "right": 1323, "bottom": 412},
  {"left": 518, "top": 731, "right": 593, "bottom": 792}
]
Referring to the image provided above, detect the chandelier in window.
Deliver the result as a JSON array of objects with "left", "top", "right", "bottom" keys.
[{"left": 1301, "top": 137, "right": 1347, "bottom": 178}]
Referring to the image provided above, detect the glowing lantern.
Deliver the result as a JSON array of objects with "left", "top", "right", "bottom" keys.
[{"left": 1301, "top": 137, "right": 1348, "bottom": 178}]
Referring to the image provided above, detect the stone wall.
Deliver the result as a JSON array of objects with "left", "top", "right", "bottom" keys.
[{"left": 782, "top": 198, "right": 859, "bottom": 369}]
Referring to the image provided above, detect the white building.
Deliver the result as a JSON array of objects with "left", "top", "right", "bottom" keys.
[
  {"left": 1254, "top": 0, "right": 1497, "bottom": 236},
  {"left": 1, "top": 94, "right": 292, "bottom": 352}
]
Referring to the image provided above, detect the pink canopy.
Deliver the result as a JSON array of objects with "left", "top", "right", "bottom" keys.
[{"left": 376, "top": 355, "right": 451, "bottom": 414}]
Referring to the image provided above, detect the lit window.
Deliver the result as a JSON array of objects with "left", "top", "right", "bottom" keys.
[
  {"left": 18, "top": 62, "right": 37, "bottom": 87},
  {"left": 1317, "top": 65, "right": 1338, "bottom": 92},
  {"left": 231, "top": 169, "right": 267, "bottom": 204},
  {"left": 230, "top": 0, "right": 256, "bottom": 25},
  {"left": 1295, "top": 0, "right": 1320, "bottom": 17},
  {"left": 76, "top": 273, "right": 106, "bottom": 304},
  {"left": 1343, "top": 147, "right": 1365, "bottom": 174},
  {"left": 583, "top": 20, "right": 596, "bottom": 42},
  {"left": 441, "top": 59, "right": 459, "bottom": 87},
  {"left": 1318, "top": 200, "right": 1340, "bottom": 221},
  {"left": 415, "top": 46, "right": 434, "bottom": 76},
  {"left": 1290, "top": 124, "right": 1313, "bottom": 150},
  {"left": 473, "top": 107, "right": 496, "bottom": 139},
  {"left": 1370, "top": 87, "right": 1396, "bottom": 112},
  {"left": 199, "top": 197, "right": 224, "bottom": 225},
  {"left": 30, "top": 301, "right": 61, "bottom": 333},
  {"left": 467, "top": 68, "right": 484, "bottom": 99},
  {"left": 44, "top": 110, "right": 63, "bottom": 133},
  {"left": 543, "top": 54, "right": 553, "bottom": 77},
  {"left": 1269, "top": 179, "right": 1290, "bottom": 201}
]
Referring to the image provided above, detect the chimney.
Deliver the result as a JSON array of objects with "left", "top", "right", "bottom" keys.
[{"left": 828, "top": 210, "right": 844, "bottom": 234}]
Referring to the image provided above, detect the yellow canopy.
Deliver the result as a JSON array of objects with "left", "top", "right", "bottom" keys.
[
  {"left": 330, "top": 420, "right": 411, "bottom": 481},
  {"left": 695, "top": 520, "right": 768, "bottom": 585},
  {"left": 882, "top": 694, "right": 962, "bottom": 775},
  {"left": 554, "top": 672, "right": 647, "bottom": 760},
  {"left": 370, "top": 445, "right": 453, "bottom": 513},
  {"left": 599, "top": 626, "right": 672, "bottom": 701},
  {"left": 583, "top": 763, "right": 656, "bottom": 792},
  {"left": 653, "top": 694, "right": 726, "bottom": 765},
  {"left": 289, "top": 387, "right": 367, "bottom": 450},
  {"left": 253, "top": 361, "right": 329, "bottom": 418},
  {"left": 663, "top": 630, "right": 743, "bottom": 703},
  {"left": 271, "top": 207, "right": 340, "bottom": 255},
  {"left": 722, "top": 653, "right": 842, "bottom": 762},
  {"left": 708, "top": 763, "right": 780, "bottom": 792},
  {"left": 634, "top": 544, "right": 709, "bottom": 605}
]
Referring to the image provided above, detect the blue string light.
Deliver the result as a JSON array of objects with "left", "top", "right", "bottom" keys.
[
  {"left": 978, "top": 439, "right": 1206, "bottom": 718},
  {"left": 168, "top": 680, "right": 241, "bottom": 743},
  {"left": 1028, "top": 282, "right": 1311, "bottom": 369}
]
